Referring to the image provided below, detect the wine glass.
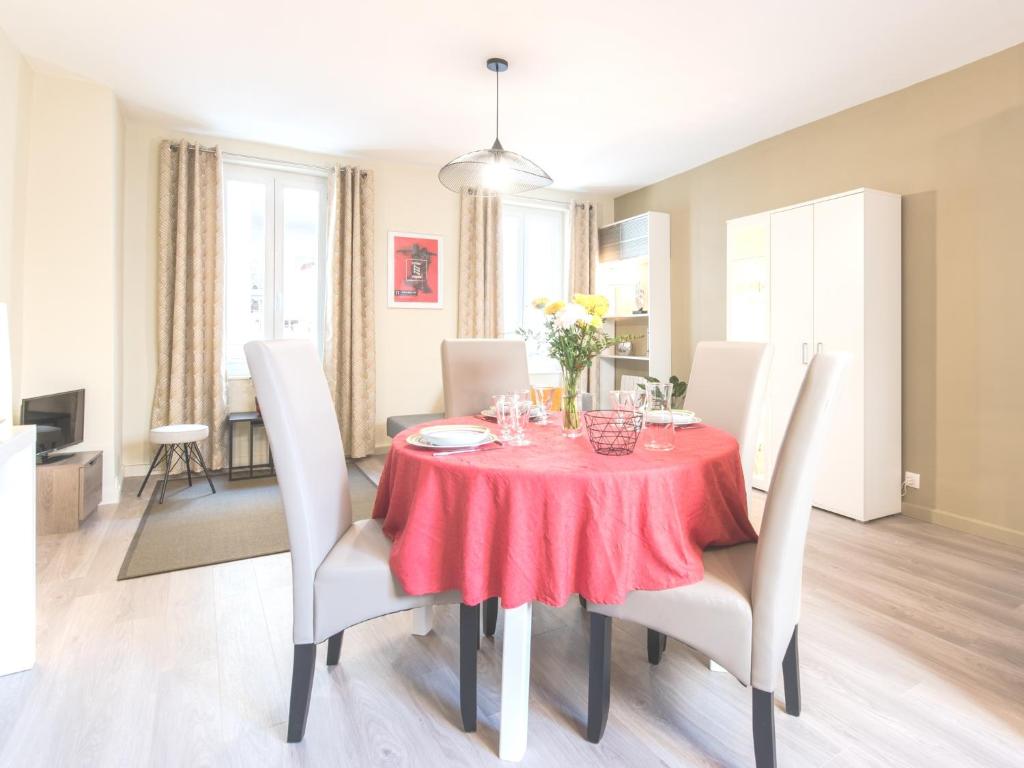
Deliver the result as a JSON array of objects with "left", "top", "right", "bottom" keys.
[
  {"left": 642, "top": 382, "right": 675, "bottom": 451},
  {"left": 492, "top": 395, "right": 515, "bottom": 442},
  {"left": 508, "top": 392, "right": 532, "bottom": 446}
]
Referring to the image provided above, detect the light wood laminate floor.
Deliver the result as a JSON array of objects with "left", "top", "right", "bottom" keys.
[{"left": 0, "top": 480, "right": 1021, "bottom": 767}]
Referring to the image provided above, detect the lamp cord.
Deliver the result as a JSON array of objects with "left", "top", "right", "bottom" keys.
[{"left": 495, "top": 66, "right": 500, "bottom": 142}]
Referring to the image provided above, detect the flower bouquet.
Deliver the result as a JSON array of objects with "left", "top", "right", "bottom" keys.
[{"left": 522, "top": 294, "right": 624, "bottom": 437}]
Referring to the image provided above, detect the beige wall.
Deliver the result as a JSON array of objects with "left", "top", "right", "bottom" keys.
[
  {"left": 615, "top": 44, "right": 1024, "bottom": 546},
  {"left": 20, "top": 71, "right": 123, "bottom": 502},
  {"left": 0, "top": 28, "right": 31, "bottom": 412},
  {"left": 122, "top": 120, "right": 612, "bottom": 471}
]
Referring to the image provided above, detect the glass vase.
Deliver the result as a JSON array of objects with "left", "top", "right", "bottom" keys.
[{"left": 561, "top": 368, "right": 584, "bottom": 438}]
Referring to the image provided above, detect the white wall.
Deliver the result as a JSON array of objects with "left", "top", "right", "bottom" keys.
[
  {"left": 122, "top": 120, "right": 613, "bottom": 472},
  {"left": 20, "top": 71, "right": 123, "bottom": 503},
  {"left": 0, "top": 29, "right": 31, "bottom": 414}
]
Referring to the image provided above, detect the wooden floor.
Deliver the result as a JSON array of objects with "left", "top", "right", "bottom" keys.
[{"left": 1, "top": 480, "right": 1022, "bottom": 767}]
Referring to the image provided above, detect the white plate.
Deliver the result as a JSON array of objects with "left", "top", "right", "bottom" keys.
[
  {"left": 410, "top": 425, "right": 496, "bottom": 449},
  {"left": 645, "top": 410, "right": 703, "bottom": 426}
]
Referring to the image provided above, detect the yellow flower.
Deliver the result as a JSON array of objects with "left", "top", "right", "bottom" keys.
[
  {"left": 531, "top": 296, "right": 549, "bottom": 309},
  {"left": 591, "top": 296, "right": 609, "bottom": 317},
  {"left": 544, "top": 300, "right": 565, "bottom": 315},
  {"left": 590, "top": 315, "right": 604, "bottom": 329}
]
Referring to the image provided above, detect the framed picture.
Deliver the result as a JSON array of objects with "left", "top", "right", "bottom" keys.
[{"left": 387, "top": 232, "right": 444, "bottom": 309}]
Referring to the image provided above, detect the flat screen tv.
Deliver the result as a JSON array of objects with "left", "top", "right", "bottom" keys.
[{"left": 21, "top": 388, "right": 85, "bottom": 460}]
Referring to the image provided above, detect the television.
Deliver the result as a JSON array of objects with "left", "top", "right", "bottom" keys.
[{"left": 20, "top": 388, "right": 85, "bottom": 461}]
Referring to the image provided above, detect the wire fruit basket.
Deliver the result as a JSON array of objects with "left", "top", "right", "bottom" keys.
[{"left": 583, "top": 411, "right": 643, "bottom": 456}]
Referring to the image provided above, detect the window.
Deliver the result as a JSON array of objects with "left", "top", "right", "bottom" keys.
[
  {"left": 223, "top": 161, "right": 329, "bottom": 377},
  {"left": 501, "top": 202, "right": 569, "bottom": 378}
]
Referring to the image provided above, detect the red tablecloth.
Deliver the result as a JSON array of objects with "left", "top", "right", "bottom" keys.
[{"left": 372, "top": 417, "right": 756, "bottom": 608}]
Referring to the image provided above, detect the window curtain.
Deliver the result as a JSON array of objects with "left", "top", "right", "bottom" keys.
[
  {"left": 323, "top": 166, "right": 376, "bottom": 459},
  {"left": 569, "top": 200, "right": 600, "bottom": 296},
  {"left": 457, "top": 191, "right": 503, "bottom": 338},
  {"left": 151, "top": 140, "right": 228, "bottom": 469},
  {"left": 570, "top": 200, "right": 601, "bottom": 393}
]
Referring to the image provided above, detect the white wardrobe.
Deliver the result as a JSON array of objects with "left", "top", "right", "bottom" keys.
[{"left": 726, "top": 188, "right": 901, "bottom": 521}]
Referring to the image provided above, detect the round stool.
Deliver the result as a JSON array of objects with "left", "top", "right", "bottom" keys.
[{"left": 137, "top": 423, "right": 216, "bottom": 503}]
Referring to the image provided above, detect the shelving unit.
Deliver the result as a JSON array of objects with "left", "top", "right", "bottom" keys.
[{"left": 594, "top": 212, "right": 670, "bottom": 409}]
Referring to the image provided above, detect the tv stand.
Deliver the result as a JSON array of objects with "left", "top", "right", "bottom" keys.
[{"left": 35, "top": 450, "right": 102, "bottom": 534}]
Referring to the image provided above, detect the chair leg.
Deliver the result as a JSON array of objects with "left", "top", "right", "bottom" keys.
[
  {"left": 752, "top": 688, "right": 777, "bottom": 768},
  {"left": 578, "top": 595, "right": 587, "bottom": 609},
  {"left": 136, "top": 445, "right": 164, "bottom": 498},
  {"left": 782, "top": 625, "right": 801, "bottom": 716},
  {"left": 460, "top": 603, "right": 479, "bottom": 732},
  {"left": 158, "top": 443, "right": 173, "bottom": 503},
  {"left": 191, "top": 441, "right": 217, "bottom": 494},
  {"left": 483, "top": 597, "right": 498, "bottom": 638},
  {"left": 183, "top": 443, "right": 193, "bottom": 487},
  {"left": 647, "top": 629, "right": 667, "bottom": 665},
  {"left": 287, "top": 643, "right": 317, "bottom": 743},
  {"left": 587, "top": 612, "right": 612, "bottom": 743},
  {"left": 326, "top": 631, "right": 343, "bottom": 666}
]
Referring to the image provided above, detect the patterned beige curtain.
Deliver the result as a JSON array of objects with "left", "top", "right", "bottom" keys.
[
  {"left": 570, "top": 201, "right": 601, "bottom": 393},
  {"left": 458, "top": 191, "right": 503, "bottom": 338},
  {"left": 151, "top": 140, "right": 227, "bottom": 468},
  {"left": 323, "top": 166, "right": 376, "bottom": 459},
  {"left": 570, "top": 200, "right": 600, "bottom": 295}
]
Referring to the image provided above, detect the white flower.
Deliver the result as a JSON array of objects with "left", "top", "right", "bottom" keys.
[{"left": 553, "top": 302, "right": 589, "bottom": 331}]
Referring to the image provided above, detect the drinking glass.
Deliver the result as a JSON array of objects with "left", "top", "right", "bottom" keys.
[
  {"left": 609, "top": 388, "right": 642, "bottom": 413},
  {"left": 531, "top": 386, "right": 555, "bottom": 425},
  {"left": 509, "top": 395, "right": 532, "bottom": 446},
  {"left": 492, "top": 395, "right": 515, "bottom": 442},
  {"left": 642, "top": 382, "right": 675, "bottom": 451}
]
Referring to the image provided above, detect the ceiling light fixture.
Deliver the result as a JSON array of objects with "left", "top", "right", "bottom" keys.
[{"left": 438, "top": 57, "right": 553, "bottom": 196}]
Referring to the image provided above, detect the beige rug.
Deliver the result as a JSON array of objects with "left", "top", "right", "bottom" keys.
[{"left": 118, "top": 466, "right": 377, "bottom": 580}]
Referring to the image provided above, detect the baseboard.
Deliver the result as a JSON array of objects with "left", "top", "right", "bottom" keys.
[
  {"left": 122, "top": 463, "right": 151, "bottom": 478},
  {"left": 902, "top": 501, "right": 1024, "bottom": 549}
]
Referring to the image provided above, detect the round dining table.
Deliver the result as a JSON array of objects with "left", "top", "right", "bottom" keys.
[{"left": 372, "top": 415, "right": 756, "bottom": 761}]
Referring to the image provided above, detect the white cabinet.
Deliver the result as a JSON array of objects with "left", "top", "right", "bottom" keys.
[
  {"left": 727, "top": 189, "right": 901, "bottom": 521},
  {"left": 595, "top": 212, "right": 671, "bottom": 407},
  {"left": 0, "top": 426, "right": 36, "bottom": 676}
]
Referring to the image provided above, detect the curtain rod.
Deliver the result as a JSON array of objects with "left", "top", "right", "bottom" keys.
[{"left": 168, "top": 143, "right": 334, "bottom": 175}]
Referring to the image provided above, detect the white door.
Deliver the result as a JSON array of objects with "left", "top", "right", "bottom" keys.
[
  {"left": 812, "top": 193, "right": 865, "bottom": 516},
  {"left": 766, "top": 204, "right": 814, "bottom": 487},
  {"left": 726, "top": 213, "right": 771, "bottom": 486}
]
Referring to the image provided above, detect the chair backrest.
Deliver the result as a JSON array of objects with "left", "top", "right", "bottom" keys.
[
  {"left": 245, "top": 340, "right": 352, "bottom": 645},
  {"left": 749, "top": 352, "right": 847, "bottom": 691},
  {"left": 683, "top": 341, "right": 773, "bottom": 487},
  {"left": 441, "top": 339, "right": 531, "bottom": 417}
]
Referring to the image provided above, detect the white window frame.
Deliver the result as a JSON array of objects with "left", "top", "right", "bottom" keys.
[
  {"left": 223, "top": 159, "right": 329, "bottom": 378},
  {"left": 501, "top": 198, "right": 571, "bottom": 378}
]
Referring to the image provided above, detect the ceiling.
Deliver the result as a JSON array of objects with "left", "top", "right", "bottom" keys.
[{"left": 2, "top": 1, "right": 1023, "bottom": 195}]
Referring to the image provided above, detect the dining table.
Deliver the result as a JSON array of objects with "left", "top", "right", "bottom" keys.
[{"left": 372, "top": 414, "right": 757, "bottom": 761}]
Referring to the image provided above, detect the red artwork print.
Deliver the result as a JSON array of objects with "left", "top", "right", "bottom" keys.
[{"left": 392, "top": 235, "right": 439, "bottom": 304}]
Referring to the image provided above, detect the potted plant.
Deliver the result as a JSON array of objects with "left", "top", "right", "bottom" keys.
[{"left": 638, "top": 375, "right": 687, "bottom": 408}]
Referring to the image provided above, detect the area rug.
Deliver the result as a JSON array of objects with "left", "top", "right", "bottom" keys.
[{"left": 118, "top": 465, "right": 377, "bottom": 580}]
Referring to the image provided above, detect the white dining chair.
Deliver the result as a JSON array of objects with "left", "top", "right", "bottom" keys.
[
  {"left": 586, "top": 353, "right": 848, "bottom": 768},
  {"left": 245, "top": 340, "right": 478, "bottom": 742},
  {"left": 440, "top": 338, "right": 531, "bottom": 637},
  {"left": 644, "top": 340, "right": 773, "bottom": 662}
]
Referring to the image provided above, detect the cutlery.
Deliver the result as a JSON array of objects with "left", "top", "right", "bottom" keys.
[{"left": 433, "top": 442, "right": 504, "bottom": 457}]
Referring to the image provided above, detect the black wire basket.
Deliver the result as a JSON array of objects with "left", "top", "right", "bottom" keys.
[{"left": 584, "top": 410, "right": 644, "bottom": 456}]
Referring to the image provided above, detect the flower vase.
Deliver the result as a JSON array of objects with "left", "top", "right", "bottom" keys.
[{"left": 561, "top": 369, "right": 584, "bottom": 438}]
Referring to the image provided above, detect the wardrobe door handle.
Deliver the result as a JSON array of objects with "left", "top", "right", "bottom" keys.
[
  {"left": 816, "top": 342, "right": 823, "bottom": 355},
  {"left": 801, "top": 343, "right": 809, "bottom": 365}
]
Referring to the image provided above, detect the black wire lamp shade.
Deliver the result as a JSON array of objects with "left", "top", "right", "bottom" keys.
[{"left": 438, "top": 58, "right": 553, "bottom": 196}]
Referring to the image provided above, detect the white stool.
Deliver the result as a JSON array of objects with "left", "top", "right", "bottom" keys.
[{"left": 137, "top": 423, "right": 216, "bottom": 503}]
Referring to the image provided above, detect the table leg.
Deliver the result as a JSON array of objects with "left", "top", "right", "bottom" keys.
[
  {"left": 498, "top": 601, "right": 532, "bottom": 762},
  {"left": 409, "top": 606, "right": 433, "bottom": 636},
  {"left": 228, "top": 422, "right": 235, "bottom": 481}
]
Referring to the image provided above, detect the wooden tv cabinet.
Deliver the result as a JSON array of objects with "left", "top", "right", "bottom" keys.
[{"left": 36, "top": 450, "right": 102, "bottom": 534}]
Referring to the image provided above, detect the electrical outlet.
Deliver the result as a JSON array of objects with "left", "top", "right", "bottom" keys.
[{"left": 904, "top": 471, "right": 920, "bottom": 490}]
